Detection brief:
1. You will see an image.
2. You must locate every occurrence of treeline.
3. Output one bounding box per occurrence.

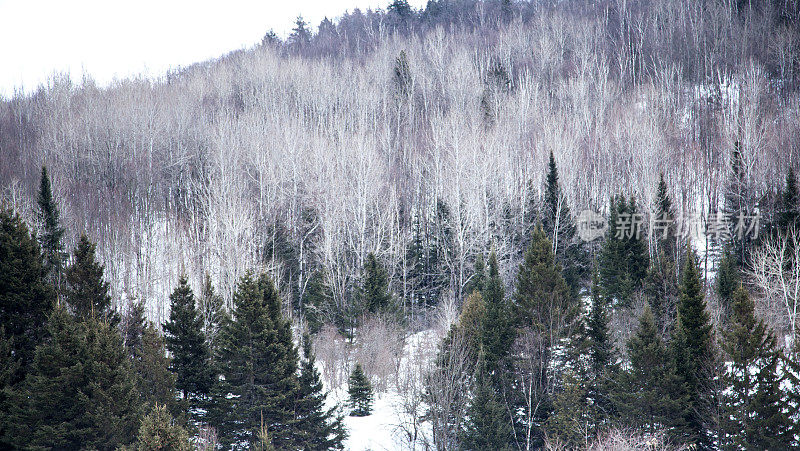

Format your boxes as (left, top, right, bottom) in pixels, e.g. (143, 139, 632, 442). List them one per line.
(423, 152, 800, 449)
(0, 168, 346, 449)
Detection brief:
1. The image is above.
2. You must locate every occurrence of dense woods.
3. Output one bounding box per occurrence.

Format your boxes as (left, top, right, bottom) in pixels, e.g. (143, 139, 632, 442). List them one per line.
(1, 0, 800, 449)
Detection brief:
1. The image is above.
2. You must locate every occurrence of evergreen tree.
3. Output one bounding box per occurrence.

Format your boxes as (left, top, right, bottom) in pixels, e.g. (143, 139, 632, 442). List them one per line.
(136, 404, 190, 451)
(778, 166, 800, 235)
(348, 363, 374, 417)
(541, 151, 589, 302)
(546, 368, 590, 448)
(723, 141, 753, 267)
(0, 208, 55, 384)
(198, 273, 226, 353)
(720, 286, 792, 449)
(613, 305, 690, 441)
(121, 298, 146, 359)
(163, 277, 213, 413)
(136, 323, 184, 420)
(585, 271, 617, 428)
(5, 306, 142, 449)
(37, 166, 66, 287)
(481, 250, 514, 374)
(464, 252, 486, 298)
(302, 269, 333, 334)
(715, 247, 740, 322)
(672, 249, 716, 449)
(599, 195, 649, 305)
(360, 253, 394, 315)
(65, 234, 116, 322)
(294, 333, 347, 449)
(460, 351, 513, 450)
(209, 273, 301, 449)
(645, 174, 680, 336)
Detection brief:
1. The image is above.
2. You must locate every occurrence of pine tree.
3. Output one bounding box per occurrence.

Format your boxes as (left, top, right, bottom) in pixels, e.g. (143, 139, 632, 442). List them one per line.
(136, 404, 190, 451)
(460, 351, 513, 450)
(136, 323, 184, 420)
(122, 298, 146, 359)
(198, 273, 226, 353)
(599, 195, 649, 305)
(294, 333, 347, 449)
(585, 271, 616, 429)
(302, 269, 332, 334)
(163, 276, 213, 413)
(541, 151, 589, 302)
(348, 363, 374, 417)
(65, 234, 117, 322)
(672, 249, 716, 449)
(546, 368, 590, 448)
(360, 253, 394, 315)
(720, 286, 792, 449)
(5, 306, 142, 449)
(715, 247, 740, 322)
(613, 305, 690, 441)
(209, 273, 301, 449)
(723, 141, 753, 267)
(653, 172, 677, 256)
(464, 252, 486, 298)
(481, 250, 514, 374)
(37, 166, 66, 287)
(778, 166, 800, 235)
(0, 208, 55, 384)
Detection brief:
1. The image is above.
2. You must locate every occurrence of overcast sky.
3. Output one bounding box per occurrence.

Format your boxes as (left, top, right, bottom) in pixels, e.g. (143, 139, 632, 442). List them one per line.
(0, 0, 426, 99)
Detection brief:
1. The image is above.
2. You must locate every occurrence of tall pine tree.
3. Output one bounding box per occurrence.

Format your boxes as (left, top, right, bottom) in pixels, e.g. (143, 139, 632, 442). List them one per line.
(460, 350, 513, 450)
(163, 277, 213, 413)
(209, 273, 302, 449)
(65, 234, 117, 322)
(720, 286, 792, 449)
(599, 195, 649, 305)
(360, 253, 395, 315)
(348, 363, 373, 417)
(37, 166, 67, 288)
(672, 249, 717, 449)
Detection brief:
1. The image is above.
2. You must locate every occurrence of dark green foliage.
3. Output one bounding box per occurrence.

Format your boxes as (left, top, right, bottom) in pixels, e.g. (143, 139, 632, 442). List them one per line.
(715, 247, 740, 322)
(672, 249, 716, 448)
(723, 141, 754, 267)
(394, 50, 412, 97)
(163, 277, 213, 408)
(360, 253, 395, 315)
(585, 271, 617, 427)
(65, 234, 117, 322)
(512, 226, 574, 333)
(5, 305, 142, 449)
(122, 298, 146, 359)
(0, 208, 55, 384)
(209, 273, 301, 449)
(599, 195, 649, 305)
(302, 269, 333, 334)
(37, 166, 66, 287)
(136, 403, 190, 451)
(348, 363, 373, 417)
(720, 286, 792, 449)
(541, 151, 589, 302)
(405, 201, 453, 308)
(295, 333, 347, 449)
(481, 250, 514, 374)
(653, 172, 677, 255)
(546, 368, 590, 448)
(613, 306, 689, 441)
(464, 252, 486, 298)
(460, 352, 513, 451)
(198, 273, 226, 353)
(136, 324, 184, 420)
(778, 166, 800, 235)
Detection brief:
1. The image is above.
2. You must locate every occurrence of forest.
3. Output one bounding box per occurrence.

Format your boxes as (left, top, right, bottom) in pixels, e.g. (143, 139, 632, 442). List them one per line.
(1, 0, 800, 449)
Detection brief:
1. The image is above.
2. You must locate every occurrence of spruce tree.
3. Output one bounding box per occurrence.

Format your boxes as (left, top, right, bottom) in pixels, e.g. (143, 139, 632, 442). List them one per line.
(348, 363, 374, 417)
(481, 250, 514, 374)
(672, 249, 716, 449)
(5, 306, 142, 449)
(37, 166, 67, 287)
(0, 208, 55, 384)
(198, 273, 226, 353)
(360, 253, 394, 315)
(613, 305, 689, 441)
(546, 368, 590, 448)
(778, 166, 800, 235)
(163, 277, 213, 412)
(136, 323, 184, 419)
(302, 269, 332, 334)
(209, 273, 301, 449)
(715, 247, 740, 322)
(720, 286, 792, 449)
(460, 351, 513, 450)
(723, 141, 753, 267)
(599, 195, 649, 305)
(645, 174, 681, 335)
(541, 151, 589, 302)
(464, 252, 486, 298)
(585, 271, 616, 429)
(65, 234, 116, 322)
(294, 333, 347, 449)
(136, 404, 190, 451)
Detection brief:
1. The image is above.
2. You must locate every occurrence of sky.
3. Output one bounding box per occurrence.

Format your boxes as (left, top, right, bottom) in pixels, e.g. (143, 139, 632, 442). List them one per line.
(0, 0, 426, 99)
